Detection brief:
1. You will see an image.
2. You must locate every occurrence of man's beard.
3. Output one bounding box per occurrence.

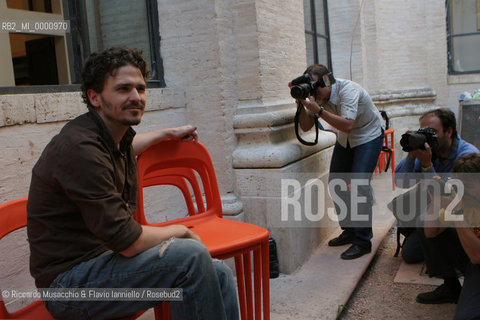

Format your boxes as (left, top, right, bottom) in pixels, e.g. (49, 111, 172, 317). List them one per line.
(437, 135, 451, 156)
(100, 96, 144, 126)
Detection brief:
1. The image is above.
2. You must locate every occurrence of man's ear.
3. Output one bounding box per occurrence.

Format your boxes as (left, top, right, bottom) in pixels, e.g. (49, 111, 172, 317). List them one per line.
(87, 89, 101, 107)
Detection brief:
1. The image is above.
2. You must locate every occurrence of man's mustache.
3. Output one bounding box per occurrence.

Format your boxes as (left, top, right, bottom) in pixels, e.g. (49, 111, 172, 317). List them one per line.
(122, 102, 145, 110)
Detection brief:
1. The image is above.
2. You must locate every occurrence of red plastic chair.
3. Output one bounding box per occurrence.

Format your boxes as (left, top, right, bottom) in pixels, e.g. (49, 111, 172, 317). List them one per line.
(138, 167, 206, 220)
(135, 140, 271, 320)
(0, 198, 150, 320)
(375, 128, 396, 190)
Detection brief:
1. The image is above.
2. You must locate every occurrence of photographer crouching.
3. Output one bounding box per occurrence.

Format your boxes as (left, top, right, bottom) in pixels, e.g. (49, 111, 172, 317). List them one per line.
(289, 64, 385, 260)
(423, 154, 480, 320)
(394, 108, 479, 304)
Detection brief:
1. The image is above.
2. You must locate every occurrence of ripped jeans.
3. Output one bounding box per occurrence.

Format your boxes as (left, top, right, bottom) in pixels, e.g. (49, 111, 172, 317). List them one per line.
(45, 238, 239, 320)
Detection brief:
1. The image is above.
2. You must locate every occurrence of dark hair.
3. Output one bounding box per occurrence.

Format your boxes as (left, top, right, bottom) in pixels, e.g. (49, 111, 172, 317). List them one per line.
(81, 47, 150, 109)
(453, 153, 480, 174)
(420, 108, 458, 138)
(304, 64, 330, 79)
(295, 64, 331, 106)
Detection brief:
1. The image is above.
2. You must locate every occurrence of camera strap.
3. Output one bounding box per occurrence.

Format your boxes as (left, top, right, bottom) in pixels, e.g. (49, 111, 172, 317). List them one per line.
(294, 104, 336, 146)
(381, 146, 392, 171)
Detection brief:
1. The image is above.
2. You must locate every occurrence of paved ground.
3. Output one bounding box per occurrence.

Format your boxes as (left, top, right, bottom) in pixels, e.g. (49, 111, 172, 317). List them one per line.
(339, 227, 457, 320)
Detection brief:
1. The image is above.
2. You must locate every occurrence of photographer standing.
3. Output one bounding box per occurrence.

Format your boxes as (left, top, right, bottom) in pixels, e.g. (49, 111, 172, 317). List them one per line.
(291, 64, 384, 260)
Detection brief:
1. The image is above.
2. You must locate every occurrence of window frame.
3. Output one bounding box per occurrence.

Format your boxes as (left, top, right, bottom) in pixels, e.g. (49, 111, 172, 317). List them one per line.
(0, 0, 164, 94)
(446, 0, 480, 75)
(67, 0, 165, 87)
(304, 0, 332, 70)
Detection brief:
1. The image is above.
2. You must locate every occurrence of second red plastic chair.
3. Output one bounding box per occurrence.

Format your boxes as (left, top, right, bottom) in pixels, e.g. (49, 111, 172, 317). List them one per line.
(135, 140, 271, 320)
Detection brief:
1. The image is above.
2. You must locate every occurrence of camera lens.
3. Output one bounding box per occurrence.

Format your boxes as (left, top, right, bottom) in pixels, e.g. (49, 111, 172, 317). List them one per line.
(291, 74, 312, 86)
(400, 132, 428, 151)
(290, 83, 311, 100)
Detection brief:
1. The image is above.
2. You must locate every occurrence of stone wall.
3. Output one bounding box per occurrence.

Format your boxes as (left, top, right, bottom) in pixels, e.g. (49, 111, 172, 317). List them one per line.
(0, 88, 186, 203)
(328, 0, 448, 104)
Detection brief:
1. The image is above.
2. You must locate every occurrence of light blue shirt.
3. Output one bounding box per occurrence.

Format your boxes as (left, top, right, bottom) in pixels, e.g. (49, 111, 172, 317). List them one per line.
(395, 135, 479, 188)
(322, 78, 384, 148)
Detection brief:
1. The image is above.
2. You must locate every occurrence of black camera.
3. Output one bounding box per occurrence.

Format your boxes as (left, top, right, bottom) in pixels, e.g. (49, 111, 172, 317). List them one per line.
(290, 74, 318, 100)
(400, 127, 439, 153)
(290, 72, 336, 100)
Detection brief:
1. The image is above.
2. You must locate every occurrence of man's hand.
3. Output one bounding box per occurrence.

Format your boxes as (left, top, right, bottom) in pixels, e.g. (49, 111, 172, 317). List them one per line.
(120, 224, 202, 258)
(299, 95, 321, 114)
(408, 142, 432, 168)
(168, 125, 198, 143)
(174, 224, 202, 242)
(133, 125, 199, 155)
(428, 177, 457, 208)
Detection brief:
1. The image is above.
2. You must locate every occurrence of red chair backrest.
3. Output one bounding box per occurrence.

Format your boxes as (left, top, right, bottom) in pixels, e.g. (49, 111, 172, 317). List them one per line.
(136, 140, 222, 226)
(0, 198, 28, 238)
(0, 198, 56, 319)
(141, 167, 206, 214)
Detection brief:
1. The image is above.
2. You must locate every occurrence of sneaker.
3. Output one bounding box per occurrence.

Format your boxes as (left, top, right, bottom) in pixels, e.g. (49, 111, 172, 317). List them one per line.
(328, 231, 355, 247)
(416, 283, 460, 304)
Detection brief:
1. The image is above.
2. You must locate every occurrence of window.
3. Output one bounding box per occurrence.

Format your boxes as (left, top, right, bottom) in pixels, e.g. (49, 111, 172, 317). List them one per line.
(0, 0, 164, 88)
(303, 0, 332, 69)
(1, 0, 69, 87)
(447, 0, 480, 74)
(67, 0, 164, 86)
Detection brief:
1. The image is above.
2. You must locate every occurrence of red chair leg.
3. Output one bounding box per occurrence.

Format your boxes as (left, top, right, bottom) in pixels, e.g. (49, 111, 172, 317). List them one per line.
(243, 252, 254, 320)
(235, 255, 248, 320)
(253, 247, 262, 319)
(391, 150, 396, 190)
(261, 239, 270, 320)
(153, 302, 170, 320)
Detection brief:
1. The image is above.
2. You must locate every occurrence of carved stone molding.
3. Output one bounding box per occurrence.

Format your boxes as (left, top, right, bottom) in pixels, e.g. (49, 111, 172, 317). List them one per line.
(233, 104, 336, 168)
(370, 87, 438, 118)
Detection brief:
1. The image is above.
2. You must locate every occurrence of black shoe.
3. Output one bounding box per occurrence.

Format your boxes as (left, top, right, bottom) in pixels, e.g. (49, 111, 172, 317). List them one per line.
(416, 284, 460, 304)
(340, 244, 371, 260)
(328, 232, 355, 247)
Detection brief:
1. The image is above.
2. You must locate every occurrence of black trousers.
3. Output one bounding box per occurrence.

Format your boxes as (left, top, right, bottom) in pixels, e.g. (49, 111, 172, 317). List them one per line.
(416, 227, 480, 320)
(455, 263, 480, 320)
(419, 228, 468, 278)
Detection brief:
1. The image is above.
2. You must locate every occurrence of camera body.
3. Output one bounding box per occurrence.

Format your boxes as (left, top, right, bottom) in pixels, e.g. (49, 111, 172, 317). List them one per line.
(290, 72, 336, 100)
(400, 127, 439, 153)
(290, 74, 318, 100)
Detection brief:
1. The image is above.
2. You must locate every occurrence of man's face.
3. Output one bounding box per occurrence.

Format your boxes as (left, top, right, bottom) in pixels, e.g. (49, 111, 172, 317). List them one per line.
(311, 74, 332, 102)
(419, 115, 453, 154)
(89, 64, 146, 127)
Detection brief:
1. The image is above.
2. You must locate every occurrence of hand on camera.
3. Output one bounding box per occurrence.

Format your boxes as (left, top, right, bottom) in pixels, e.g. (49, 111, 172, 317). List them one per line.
(428, 176, 457, 208)
(408, 142, 432, 167)
(299, 95, 320, 114)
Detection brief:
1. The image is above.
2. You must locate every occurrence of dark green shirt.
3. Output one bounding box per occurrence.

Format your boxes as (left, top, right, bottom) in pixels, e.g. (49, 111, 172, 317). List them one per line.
(27, 110, 142, 288)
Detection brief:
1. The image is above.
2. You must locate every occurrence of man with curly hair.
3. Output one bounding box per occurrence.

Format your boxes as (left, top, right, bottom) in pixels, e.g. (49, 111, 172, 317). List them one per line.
(27, 47, 239, 320)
